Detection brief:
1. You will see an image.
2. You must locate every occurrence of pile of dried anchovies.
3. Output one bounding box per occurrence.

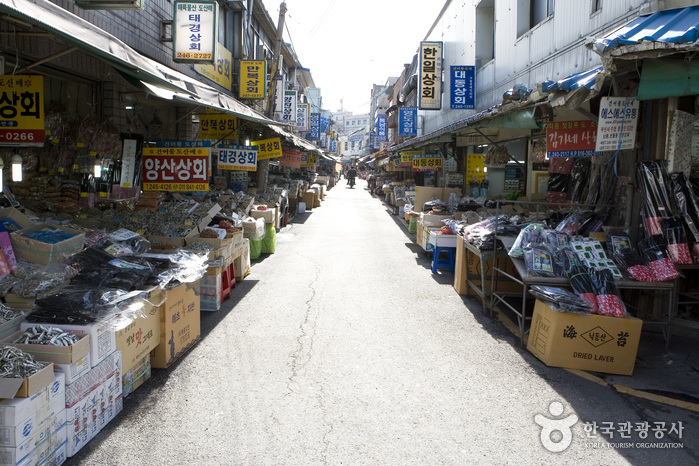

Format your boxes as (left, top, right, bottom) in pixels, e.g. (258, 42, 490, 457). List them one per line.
(13, 325, 80, 346)
(0, 304, 24, 323)
(0, 346, 46, 378)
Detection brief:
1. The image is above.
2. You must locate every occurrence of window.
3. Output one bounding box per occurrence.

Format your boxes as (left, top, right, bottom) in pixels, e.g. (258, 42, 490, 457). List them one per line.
(591, 0, 601, 14)
(517, 0, 554, 37)
(476, 0, 494, 68)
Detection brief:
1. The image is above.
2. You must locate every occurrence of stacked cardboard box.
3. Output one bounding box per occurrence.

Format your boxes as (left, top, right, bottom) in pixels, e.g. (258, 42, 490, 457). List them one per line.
(151, 280, 201, 369)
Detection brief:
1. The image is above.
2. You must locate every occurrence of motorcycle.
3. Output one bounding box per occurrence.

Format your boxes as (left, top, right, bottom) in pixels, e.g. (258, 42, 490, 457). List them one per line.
(348, 177, 356, 188)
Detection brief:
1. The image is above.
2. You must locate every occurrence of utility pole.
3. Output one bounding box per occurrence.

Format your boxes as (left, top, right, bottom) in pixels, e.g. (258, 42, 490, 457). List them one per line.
(256, 1, 287, 192)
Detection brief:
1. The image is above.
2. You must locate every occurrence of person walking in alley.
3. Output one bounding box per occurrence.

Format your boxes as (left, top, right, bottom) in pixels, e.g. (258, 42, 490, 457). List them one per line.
(346, 165, 357, 187)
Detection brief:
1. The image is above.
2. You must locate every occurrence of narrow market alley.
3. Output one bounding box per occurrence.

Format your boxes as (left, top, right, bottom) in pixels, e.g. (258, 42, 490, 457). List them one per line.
(70, 181, 698, 465)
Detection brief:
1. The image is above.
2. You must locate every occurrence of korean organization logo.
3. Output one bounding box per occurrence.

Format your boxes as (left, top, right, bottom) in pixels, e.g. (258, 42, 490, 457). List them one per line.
(534, 401, 579, 452)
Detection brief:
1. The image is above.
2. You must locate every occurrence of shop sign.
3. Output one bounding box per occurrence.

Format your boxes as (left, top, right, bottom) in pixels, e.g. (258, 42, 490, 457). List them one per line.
(251, 137, 282, 160)
(329, 140, 337, 153)
(215, 144, 257, 171)
(296, 103, 310, 131)
(301, 152, 315, 168)
(274, 76, 285, 115)
(398, 107, 417, 137)
(0, 75, 44, 146)
(418, 41, 443, 110)
(546, 120, 602, 157)
(195, 42, 232, 89)
(400, 150, 423, 167)
(450, 65, 475, 110)
(239, 60, 266, 99)
(280, 149, 302, 169)
(466, 154, 486, 182)
(282, 90, 297, 123)
(120, 133, 143, 188)
(173, 0, 218, 64)
(198, 113, 237, 140)
(377, 114, 387, 141)
(412, 153, 443, 172)
(446, 173, 464, 186)
(309, 113, 321, 139)
(377, 157, 390, 167)
(595, 97, 640, 152)
(143, 147, 209, 191)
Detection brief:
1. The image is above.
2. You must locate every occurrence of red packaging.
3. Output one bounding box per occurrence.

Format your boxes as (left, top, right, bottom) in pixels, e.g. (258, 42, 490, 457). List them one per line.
(667, 243, 693, 265)
(627, 264, 656, 282)
(649, 258, 679, 281)
(579, 292, 599, 314)
(597, 294, 627, 317)
(644, 217, 663, 236)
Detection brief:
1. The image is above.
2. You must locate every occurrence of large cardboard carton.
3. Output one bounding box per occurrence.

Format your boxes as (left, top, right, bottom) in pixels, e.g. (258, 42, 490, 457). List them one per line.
(0, 372, 64, 427)
(527, 300, 643, 375)
(0, 412, 66, 466)
(302, 191, 315, 210)
(10, 224, 85, 265)
(233, 239, 251, 281)
(249, 207, 276, 225)
(2, 331, 89, 365)
(0, 315, 25, 346)
(0, 208, 35, 268)
(122, 354, 150, 397)
(55, 355, 91, 385)
(150, 280, 201, 369)
(0, 363, 54, 399)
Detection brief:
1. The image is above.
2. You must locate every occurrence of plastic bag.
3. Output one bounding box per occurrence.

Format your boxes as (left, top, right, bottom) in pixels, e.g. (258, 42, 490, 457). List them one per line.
(509, 224, 545, 258)
(638, 236, 680, 281)
(608, 236, 655, 281)
(261, 226, 276, 254)
(637, 161, 677, 235)
(249, 239, 262, 260)
(523, 244, 556, 277)
(567, 265, 598, 313)
(590, 268, 628, 317)
(529, 285, 593, 314)
(660, 216, 692, 264)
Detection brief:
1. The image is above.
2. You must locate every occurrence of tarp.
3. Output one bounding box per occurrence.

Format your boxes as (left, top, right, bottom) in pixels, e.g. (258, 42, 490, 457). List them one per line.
(541, 66, 604, 92)
(637, 57, 699, 100)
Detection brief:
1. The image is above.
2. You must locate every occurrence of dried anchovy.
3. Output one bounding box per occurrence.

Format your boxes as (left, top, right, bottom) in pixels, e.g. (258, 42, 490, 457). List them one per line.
(14, 325, 79, 346)
(12, 272, 67, 298)
(0, 346, 46, 378)
(186, 241, 216, 251)
(0, 304, 24, 324)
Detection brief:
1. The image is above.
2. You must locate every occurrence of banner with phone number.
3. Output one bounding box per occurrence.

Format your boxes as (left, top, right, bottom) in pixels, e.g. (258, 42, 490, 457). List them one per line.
(142, 147, 209, 191)
(0, 75, 44, 146)
(412, 153, 443, 172)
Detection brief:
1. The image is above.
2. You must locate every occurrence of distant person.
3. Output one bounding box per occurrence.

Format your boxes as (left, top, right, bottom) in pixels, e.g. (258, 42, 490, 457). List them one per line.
(347, 166, 357, 188)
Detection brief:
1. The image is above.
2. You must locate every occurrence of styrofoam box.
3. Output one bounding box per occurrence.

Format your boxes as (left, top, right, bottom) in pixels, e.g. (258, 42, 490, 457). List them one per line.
(2, 420, 66, 466)
(55, 354, 91, 385)
(0, 372, 64, 428)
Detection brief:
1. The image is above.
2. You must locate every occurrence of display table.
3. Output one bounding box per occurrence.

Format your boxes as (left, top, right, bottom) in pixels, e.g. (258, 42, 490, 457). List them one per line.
(490, 236, 676, 349)
(462, 239, 511, 313)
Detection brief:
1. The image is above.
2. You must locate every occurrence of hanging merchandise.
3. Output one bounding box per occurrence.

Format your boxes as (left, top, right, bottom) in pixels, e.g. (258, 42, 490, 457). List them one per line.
(568, 158, 591, 203)
(638, 236, 680, 282)
(636, 161, 677, 235)
(567, 265, 598, 313)
(590, 268, 628, 317)
(670, 172, 699, 262)
(660, 216, 692, 264)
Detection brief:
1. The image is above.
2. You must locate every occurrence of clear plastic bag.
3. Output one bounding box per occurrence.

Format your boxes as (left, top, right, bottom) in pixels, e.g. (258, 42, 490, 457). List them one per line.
(509, 223, 545, 258)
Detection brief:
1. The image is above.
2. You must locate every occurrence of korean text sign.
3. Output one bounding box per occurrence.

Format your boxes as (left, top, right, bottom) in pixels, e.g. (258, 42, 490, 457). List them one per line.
(198, 114, 237, 140)
(450, 66, 475, 110)
(215, 144, 257, 171)
(546, 120, 602, 157)
(252, 137, 282, 160)
(377, 114, 387, 141)
(173, 0, 217, 63)
(239, 60, 266, 99)
(196, 42, 232, 89)
(296, 103, 310, 131)
(419, 41, 443, 110)
(143, 147, 209, 191)
(309, 113, 321, 139)
(595, 97, 640, 152)
(282, 90, 297, 123)
(280, 149, 302, 169)
(412, 153, 443, 172)
(0, 75, 44, 146)
(398, 107, 417, 137)
(400, 150, 423, 167)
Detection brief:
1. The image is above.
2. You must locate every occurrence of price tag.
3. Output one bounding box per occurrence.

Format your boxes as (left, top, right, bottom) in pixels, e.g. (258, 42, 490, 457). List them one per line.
(99, 192, 107, 198)
(184, 219, 193, 226)
(137, 230, 146, 235)
(80, 192, 87, 198)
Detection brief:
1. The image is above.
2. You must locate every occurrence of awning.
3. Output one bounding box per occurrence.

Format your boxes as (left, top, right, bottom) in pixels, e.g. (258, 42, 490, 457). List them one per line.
(0, 0, 282, 126)
(541, 66, 605, 92)
(592, 5, 699, 56)
(267, 124, 323, 153)
(637, 57, 699, 100)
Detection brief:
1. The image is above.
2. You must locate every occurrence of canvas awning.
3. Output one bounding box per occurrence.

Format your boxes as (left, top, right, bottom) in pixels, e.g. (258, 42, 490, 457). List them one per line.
(0, 0, 283, 126)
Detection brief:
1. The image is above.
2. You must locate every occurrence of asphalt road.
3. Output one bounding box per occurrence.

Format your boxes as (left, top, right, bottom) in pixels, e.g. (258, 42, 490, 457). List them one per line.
(71, 179, 698, 465)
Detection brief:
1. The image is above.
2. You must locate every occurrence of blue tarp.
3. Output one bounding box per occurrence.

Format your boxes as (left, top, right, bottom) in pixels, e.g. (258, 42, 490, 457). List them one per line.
(541, 66, 604, 92)
(593, 5, 699, 54)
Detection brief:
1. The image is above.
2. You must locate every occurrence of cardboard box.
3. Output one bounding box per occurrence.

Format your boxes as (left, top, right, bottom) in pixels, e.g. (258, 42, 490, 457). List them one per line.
(55, 355, 91, 385)
(465, 249, 524, 294)
(122, 354, 150, 397)
(453, 236, 468, 295)
(115, 289, 162, 384)
(527, 300, 643, 375)
(0, 412, 66, 466)
(414, 187, 461, 212)
(0, 208, 35, 268)
(233, 239, 251, 281)
(65, 350, 121, 409)
(150, 281, 201, 369)
(3, 331, 89, 365)
(0, 372, 64, 428)
(21, 440, 66, 466)
(10, 224, 85, 266)
(302, 191, 315, 210)
(0, 406, 65, 448)
(427, 231, 457, 248)
(0, 315, 25, 346)
(0, 363, 54, 399)
(15, 426, 66, 466)
(249, 207, 275, 225)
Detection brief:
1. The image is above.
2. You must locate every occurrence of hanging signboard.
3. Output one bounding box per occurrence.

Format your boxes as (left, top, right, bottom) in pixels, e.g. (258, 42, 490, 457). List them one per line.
(173, 0, 218, 64)
(418, 41, 443, 110)
(377, 114, 387, 141)
(398, 107, 417, 137)
(301, 152, 315, 168)
(595, 97, 640, 152)
(280, 149, 302, 169)
(450, 65, 475, 110)
(309, 113, 321, 139)
(215, 144, 257, 171)
(412, 153, 443, 172)
(198, 114, 237, 140)
(400, 150, 423, 167)
(251, 137, 282, 160)
(546, 120, 602, 157)
(0, 75, 44, 146)
(296, 103, 310, 131)
(274, 76, 285, 115)
(282, 90, 297, 123)
(239, 60, 266, 99)
(120, 133, 142, 188)
(143, 147, 209, 191)
(195, 42, 232, 89)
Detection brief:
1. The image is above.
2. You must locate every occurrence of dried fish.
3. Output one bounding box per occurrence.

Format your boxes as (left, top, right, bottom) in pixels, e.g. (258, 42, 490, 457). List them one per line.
(0, 304, 23, 324)
(13, 325, 79, 346)
(0, 346, 46, 378)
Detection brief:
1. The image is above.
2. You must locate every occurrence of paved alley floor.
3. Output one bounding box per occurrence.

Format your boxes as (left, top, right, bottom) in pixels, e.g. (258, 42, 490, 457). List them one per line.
(70, 180, 698, 465)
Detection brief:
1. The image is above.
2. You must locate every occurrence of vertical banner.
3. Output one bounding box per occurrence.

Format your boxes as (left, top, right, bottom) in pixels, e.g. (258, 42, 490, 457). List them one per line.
(274, 76, 285, 115)
(595, 97, 640, 152)
(377, 114, 387, 141)
(0, 75, 44, 146)
(239, 60, 266, 99)
(296, 102, 310, 131)
(309, 113, 321, 139)
(282, 90, 297, 123)
(398, 107, 417, 137)
(450, 65, 475, 110)
(120, 133, 143, 187)
(418, 41, 443, 110)
(195, 42, 232, 89)
(173, 0, 217, 64)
